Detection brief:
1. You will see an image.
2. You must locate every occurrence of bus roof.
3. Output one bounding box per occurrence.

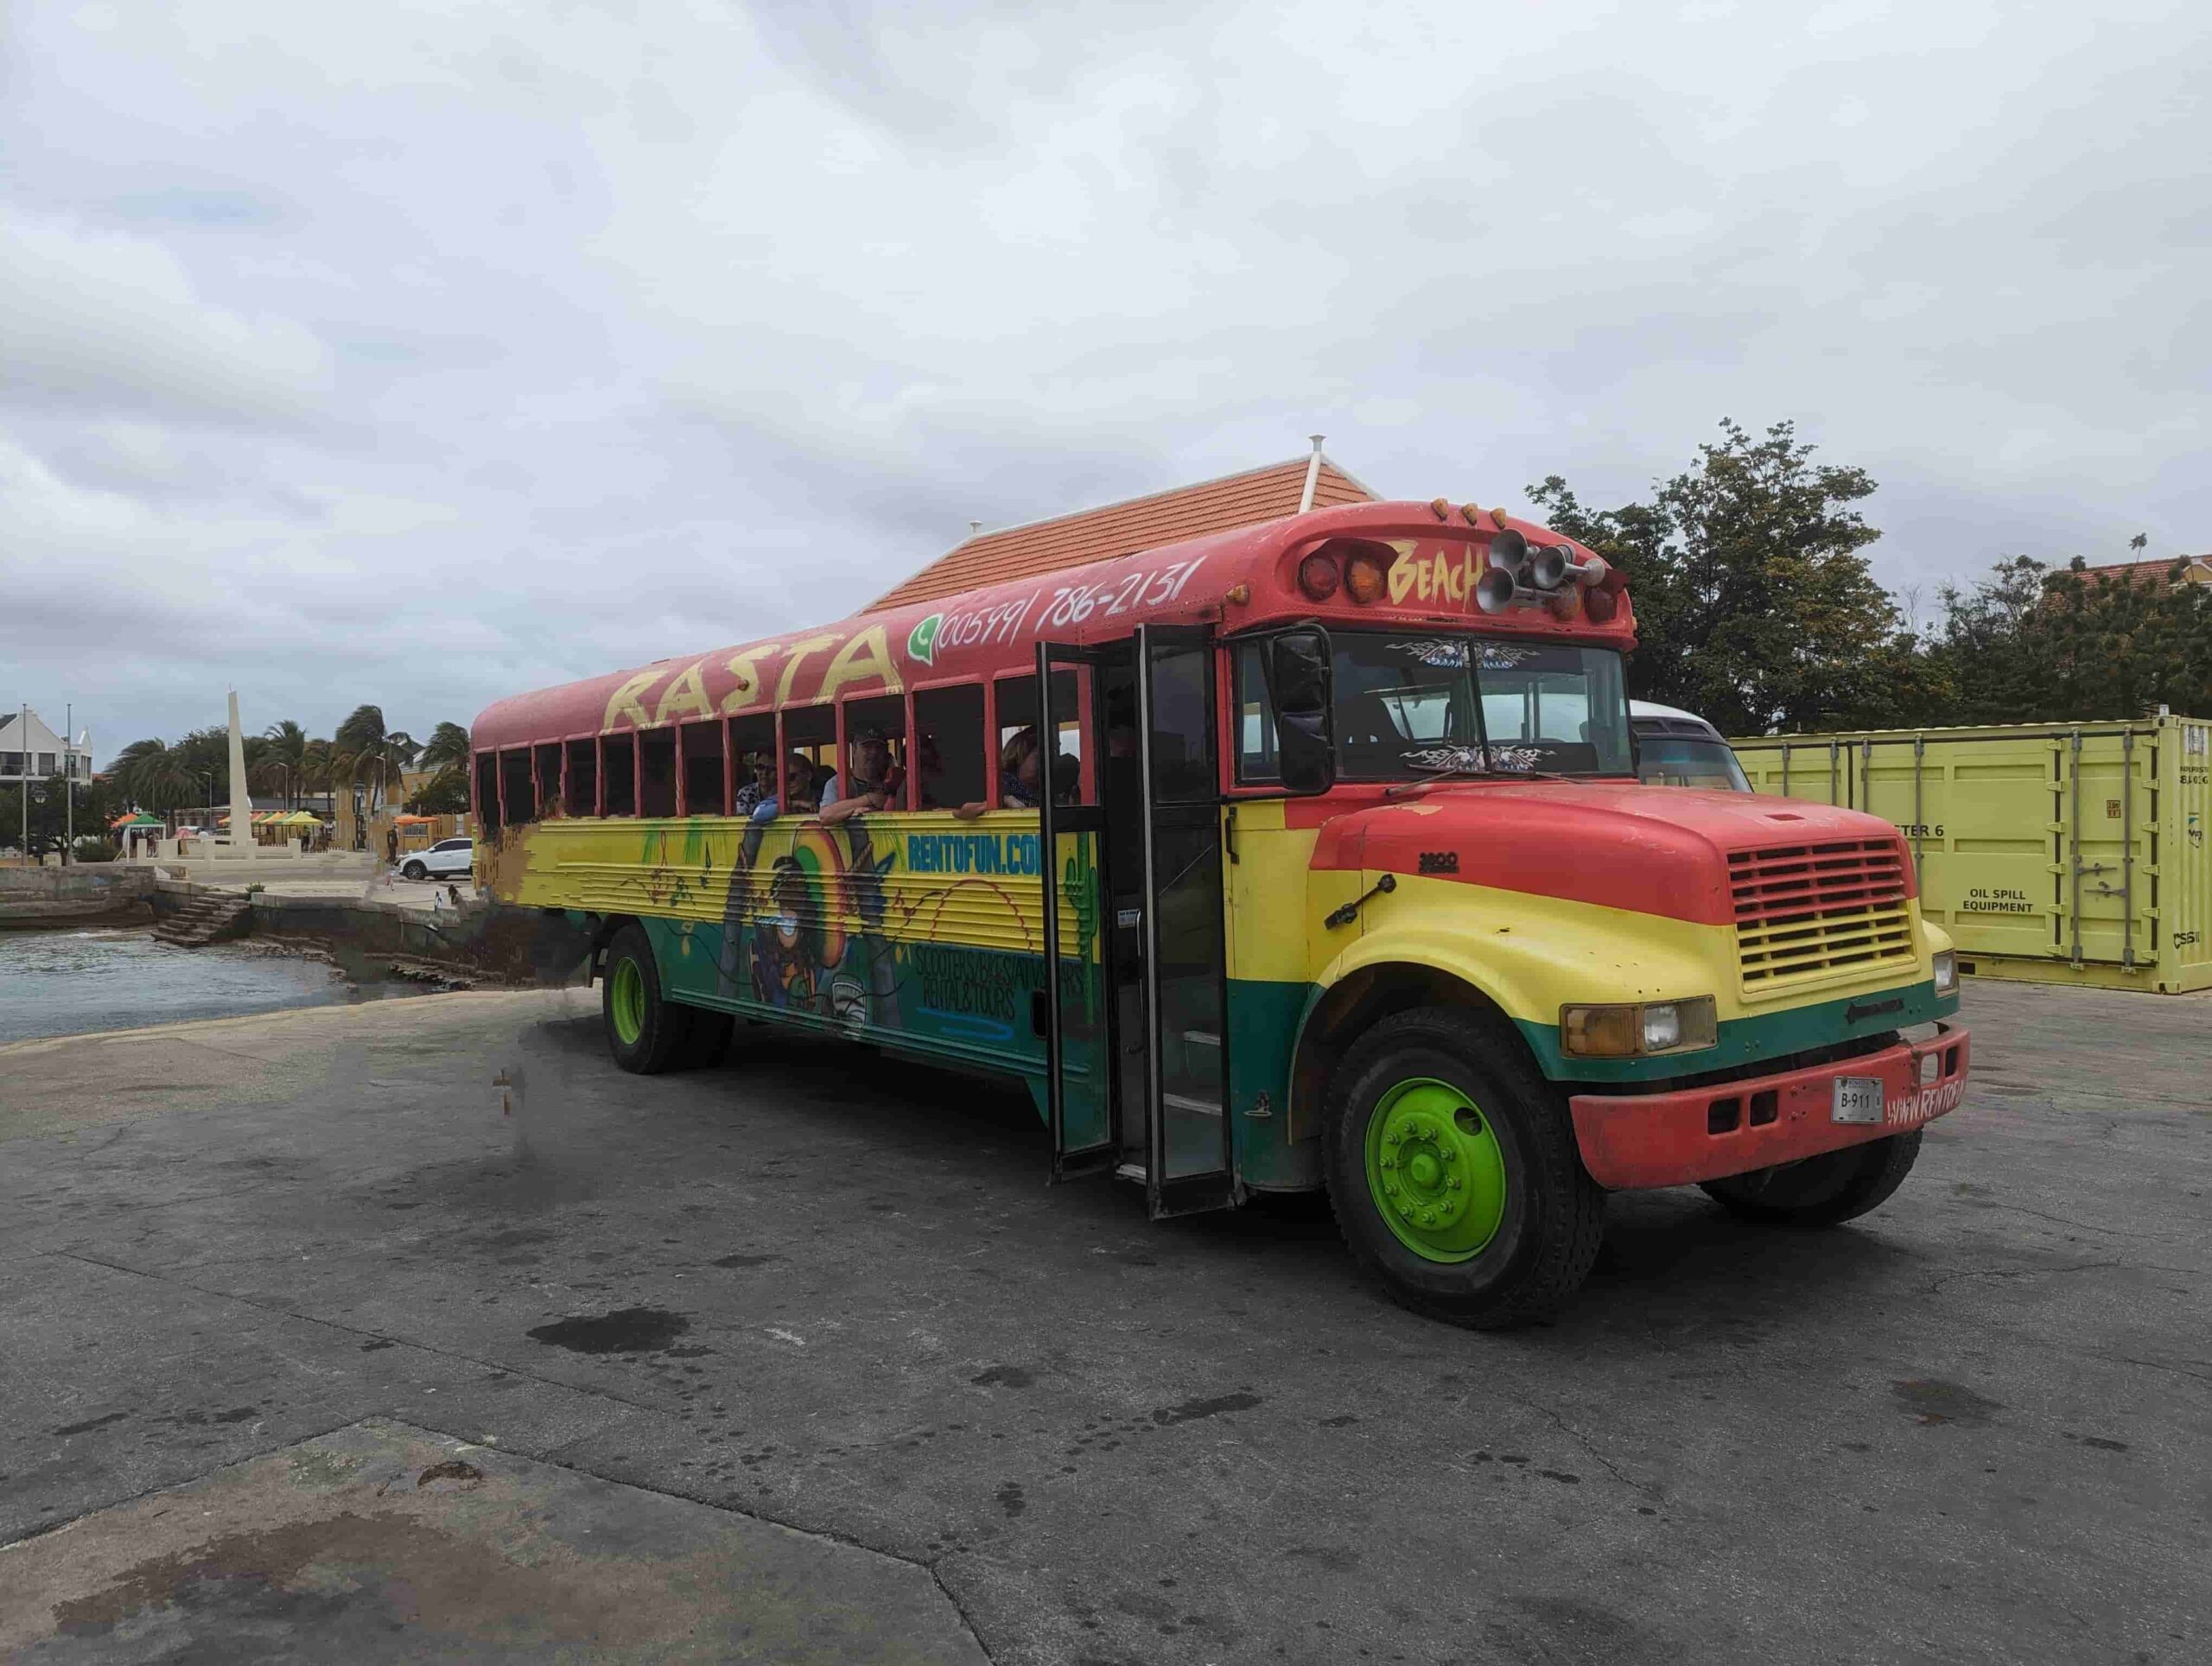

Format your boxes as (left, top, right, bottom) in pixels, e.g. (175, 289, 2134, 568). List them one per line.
(472, 499, 1637, 754)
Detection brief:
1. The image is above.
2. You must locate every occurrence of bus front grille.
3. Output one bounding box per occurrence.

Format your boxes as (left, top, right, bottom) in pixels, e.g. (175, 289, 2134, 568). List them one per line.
(1730, 838, 1916, 989)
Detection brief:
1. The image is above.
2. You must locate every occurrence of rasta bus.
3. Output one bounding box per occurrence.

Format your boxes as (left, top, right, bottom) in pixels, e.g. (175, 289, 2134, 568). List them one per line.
(470, 498, 1970, 1326)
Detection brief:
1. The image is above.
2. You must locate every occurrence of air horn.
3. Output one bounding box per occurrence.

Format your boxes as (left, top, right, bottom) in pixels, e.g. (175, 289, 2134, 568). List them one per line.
(1476, 527, 1610, 615)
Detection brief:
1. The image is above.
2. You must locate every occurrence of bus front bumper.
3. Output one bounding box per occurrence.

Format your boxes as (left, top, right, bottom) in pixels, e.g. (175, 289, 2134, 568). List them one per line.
(1566, 1022, 1970, 1191)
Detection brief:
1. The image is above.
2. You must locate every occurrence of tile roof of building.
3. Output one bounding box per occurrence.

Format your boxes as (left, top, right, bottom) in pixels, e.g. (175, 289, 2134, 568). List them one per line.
(2063, 555, 2212, 593)
(864, 454, 1378, 612)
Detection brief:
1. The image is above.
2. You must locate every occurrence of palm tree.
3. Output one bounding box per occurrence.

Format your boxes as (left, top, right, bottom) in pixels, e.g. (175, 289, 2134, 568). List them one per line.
(417, 721, 471, 775)
(408, 721, 474, 815)
(333, 705, 421, 816)
(261, 719, 310, 810)
(302, 737, 336, 811)
(110, 739, 200, 813)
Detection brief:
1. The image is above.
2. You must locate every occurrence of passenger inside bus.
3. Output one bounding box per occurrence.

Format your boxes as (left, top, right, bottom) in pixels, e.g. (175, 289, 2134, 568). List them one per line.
(999, 728, 1041, 808)
(747, 751, 822, 822)
(820, 725, 906, 823)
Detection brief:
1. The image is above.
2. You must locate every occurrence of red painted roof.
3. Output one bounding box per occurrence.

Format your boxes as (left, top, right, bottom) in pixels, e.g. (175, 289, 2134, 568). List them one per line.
(865, 455, 1376, 612)
(471, 500, 1635, 754)
(2061, 555, 2212, 593)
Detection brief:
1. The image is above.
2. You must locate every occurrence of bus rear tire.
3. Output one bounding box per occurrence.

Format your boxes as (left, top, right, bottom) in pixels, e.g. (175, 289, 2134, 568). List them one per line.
(1700, 1130, 1923, 1226)
(601, 923, 692, 1075)
(1322, 1006, 1605, 1330)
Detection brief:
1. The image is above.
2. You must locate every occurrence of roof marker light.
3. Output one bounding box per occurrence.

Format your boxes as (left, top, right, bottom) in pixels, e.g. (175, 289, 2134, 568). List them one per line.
(1344, 545, 1393, 604)
(1297, 552, 1341, 601)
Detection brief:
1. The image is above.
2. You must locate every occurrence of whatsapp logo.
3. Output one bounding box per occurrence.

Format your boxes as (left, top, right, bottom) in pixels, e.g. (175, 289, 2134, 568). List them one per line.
(907, 612, 944, 666)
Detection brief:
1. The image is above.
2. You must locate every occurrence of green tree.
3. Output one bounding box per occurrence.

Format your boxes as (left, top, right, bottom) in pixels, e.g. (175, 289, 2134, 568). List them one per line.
(1529, 419, 1942, 733)
(260, 719, 312, 809)
(1935, 550, 2212, 722)
(0, 775, 118, 861)
(334, 704, 419, 815)
(407, 721, 474, 816)
(406, 770, 472, 815)
(110, 738, 204, 812)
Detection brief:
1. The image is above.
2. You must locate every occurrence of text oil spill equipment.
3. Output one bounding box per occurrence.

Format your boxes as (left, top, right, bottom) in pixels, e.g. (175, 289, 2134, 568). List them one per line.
(1730, 717, 2212, 994)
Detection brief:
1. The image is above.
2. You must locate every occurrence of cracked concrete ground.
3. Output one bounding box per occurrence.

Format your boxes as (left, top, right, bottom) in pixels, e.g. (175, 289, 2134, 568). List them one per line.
(0, 979, 2206, 1663)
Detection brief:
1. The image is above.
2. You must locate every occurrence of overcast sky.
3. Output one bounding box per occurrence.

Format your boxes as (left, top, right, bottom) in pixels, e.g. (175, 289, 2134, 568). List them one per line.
(3, 0, 2205, 763)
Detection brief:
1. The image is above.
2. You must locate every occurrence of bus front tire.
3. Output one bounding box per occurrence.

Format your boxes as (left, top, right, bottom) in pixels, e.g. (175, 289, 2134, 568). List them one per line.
(601, 924, 693, 1075)
(1322, 1006, 1605, 1330)
(1700, 1130, 1923, 1226)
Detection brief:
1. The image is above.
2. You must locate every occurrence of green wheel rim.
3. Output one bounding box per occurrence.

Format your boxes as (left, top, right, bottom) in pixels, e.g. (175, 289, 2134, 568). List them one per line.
(610, 956, 646, 1046)
(1363, 1077, 1508, 1262)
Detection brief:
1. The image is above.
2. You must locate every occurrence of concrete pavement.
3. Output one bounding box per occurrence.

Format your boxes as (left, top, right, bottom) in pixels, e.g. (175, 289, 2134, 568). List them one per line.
(0, 980, 2206, 1662)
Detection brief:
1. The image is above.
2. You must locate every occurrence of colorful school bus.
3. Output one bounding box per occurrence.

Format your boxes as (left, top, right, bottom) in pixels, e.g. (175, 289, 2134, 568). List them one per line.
(470, 499, 1970, 1326)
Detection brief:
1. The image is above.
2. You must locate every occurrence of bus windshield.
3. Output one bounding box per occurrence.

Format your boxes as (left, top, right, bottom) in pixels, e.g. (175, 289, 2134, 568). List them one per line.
(1331, 633, 1633, 780)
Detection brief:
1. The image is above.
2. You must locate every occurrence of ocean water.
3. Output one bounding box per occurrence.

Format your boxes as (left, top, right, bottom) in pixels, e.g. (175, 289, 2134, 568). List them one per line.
(0, 926, 364, 1044)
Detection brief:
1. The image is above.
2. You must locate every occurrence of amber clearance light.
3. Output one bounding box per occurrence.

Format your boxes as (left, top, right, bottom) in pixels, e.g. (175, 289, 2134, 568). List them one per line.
(1344, 545, 1393, 604)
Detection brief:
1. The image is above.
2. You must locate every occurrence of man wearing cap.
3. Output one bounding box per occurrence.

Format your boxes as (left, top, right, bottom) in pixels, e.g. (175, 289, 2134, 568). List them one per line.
(820, 726, 905, 825)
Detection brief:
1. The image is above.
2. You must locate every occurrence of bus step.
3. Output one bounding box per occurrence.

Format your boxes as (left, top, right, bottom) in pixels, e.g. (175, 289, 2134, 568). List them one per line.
(1162, 1093, 1223, 1117)
(1115, 1162, 1147, 1183)
(1183, 1030, 1221, 1048)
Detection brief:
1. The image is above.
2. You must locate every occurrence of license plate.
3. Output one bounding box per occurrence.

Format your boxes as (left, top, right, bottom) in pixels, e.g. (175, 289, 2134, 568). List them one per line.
(1832, 1076, 1885, 1125)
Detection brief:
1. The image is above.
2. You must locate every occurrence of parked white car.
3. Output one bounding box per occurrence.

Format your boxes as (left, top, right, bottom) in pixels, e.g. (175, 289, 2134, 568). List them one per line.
(400, 837, 474, 881)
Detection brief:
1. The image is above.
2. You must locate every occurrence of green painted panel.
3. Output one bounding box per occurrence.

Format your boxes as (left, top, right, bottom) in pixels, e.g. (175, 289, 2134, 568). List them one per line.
(1517, 979, 1955, 1084)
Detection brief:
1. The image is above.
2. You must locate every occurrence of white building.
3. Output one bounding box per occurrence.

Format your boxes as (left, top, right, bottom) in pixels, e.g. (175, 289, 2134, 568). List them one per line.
(1, 708, 93, 785)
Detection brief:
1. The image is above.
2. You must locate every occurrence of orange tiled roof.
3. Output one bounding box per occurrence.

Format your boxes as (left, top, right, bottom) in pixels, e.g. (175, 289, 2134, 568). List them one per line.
(2062, 556, 2212, 593)
(866, 455, 1377, 612)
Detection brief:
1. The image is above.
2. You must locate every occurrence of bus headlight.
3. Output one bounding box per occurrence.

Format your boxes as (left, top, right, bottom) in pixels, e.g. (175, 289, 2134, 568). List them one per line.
(1560, 996, 1718, 1059)
(1932, 950, 1958, 995)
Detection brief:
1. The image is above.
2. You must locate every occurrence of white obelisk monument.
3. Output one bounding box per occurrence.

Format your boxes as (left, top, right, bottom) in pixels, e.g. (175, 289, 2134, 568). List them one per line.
(224, 690, 258, 859)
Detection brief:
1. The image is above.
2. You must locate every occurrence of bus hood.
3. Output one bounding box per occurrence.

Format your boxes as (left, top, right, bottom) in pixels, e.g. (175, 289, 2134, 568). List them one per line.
(1313, 781, 1914, 927)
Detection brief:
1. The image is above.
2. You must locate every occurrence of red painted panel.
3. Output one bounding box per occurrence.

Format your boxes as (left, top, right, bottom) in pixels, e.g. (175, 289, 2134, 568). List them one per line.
(472, 501, 1635, 753)
(1294, 784, 1913, 925)
(1569, 1023, 1969, 1189)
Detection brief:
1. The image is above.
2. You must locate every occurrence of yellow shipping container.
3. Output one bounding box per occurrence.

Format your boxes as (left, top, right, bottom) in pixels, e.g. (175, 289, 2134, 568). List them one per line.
(1732, 717, 2212, 994)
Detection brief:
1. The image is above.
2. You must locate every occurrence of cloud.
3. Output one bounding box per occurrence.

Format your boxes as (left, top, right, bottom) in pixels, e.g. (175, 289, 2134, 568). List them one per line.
(0, 0, 2207, 762)
(0, 213, 334, 423)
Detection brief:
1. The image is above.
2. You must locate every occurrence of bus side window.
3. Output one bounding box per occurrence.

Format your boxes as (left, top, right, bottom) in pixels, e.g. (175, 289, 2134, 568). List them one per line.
(533, 741, 563, 815)
(678, 720, 725, 816)
(602, 734, 637, 816)
(728, 713, 774, 811)
(842, 694, 907, 805)
(500, 748, 537, 824)
(783, 705, 837, 808)
(475, 752, 502, 836)
(993, 671, 1087, 807)
(913, 685, 985, 811)
(564, 738, 596, 816)
(639, 728, 677, 817)
(1234, 640, 1280, 785)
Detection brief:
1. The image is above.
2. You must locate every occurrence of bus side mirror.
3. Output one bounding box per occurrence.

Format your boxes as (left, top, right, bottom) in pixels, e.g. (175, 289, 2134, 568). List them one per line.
(1268, 628, 1335, 796)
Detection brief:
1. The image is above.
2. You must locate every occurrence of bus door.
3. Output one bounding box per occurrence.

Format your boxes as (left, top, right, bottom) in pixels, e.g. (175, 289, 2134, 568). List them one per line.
(1037, 643, 1116, 1181)
(1128, 623, 1236, 1218)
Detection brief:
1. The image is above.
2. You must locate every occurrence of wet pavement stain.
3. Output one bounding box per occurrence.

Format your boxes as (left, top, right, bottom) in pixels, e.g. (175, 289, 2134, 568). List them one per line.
(995, 1481, 1026, 1517)
(52, 1412, 130, 1438)
(711, 1252, 784, 1269)
(970, 1365, 1035, 1389)
(1150, 1391, 1262, 1426)
(1892, 1378, 2005, 1427)
(526, 1307, 690, 1355)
